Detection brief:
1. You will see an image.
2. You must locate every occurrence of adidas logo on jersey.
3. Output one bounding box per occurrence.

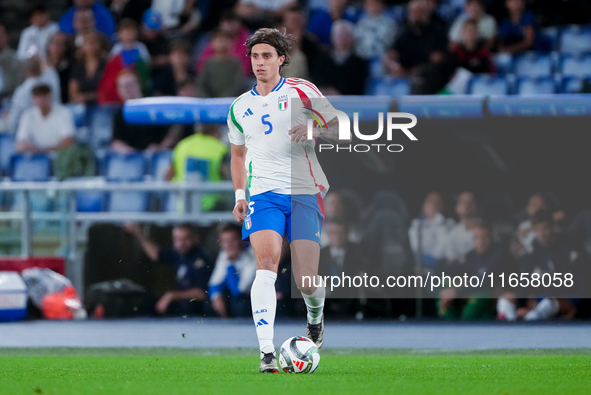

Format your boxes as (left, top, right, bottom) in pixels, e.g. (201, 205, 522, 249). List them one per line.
(256, 319, 269, 327)
(242, 108, 254, 118)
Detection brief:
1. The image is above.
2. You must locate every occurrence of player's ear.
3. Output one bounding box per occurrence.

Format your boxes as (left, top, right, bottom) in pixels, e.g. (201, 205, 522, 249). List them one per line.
(278, 55, 285, 66)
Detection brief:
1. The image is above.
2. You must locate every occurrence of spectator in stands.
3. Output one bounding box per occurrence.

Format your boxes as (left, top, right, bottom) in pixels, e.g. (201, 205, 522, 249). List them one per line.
(69, 31, 108, 105)
(423, 0, 448, 31)
(59, 0, 116, 40)
(497, 0, 536, 55)
(141, 9, 169, 73)
(72, 9, 97, 48)
(307, 0, 360, 47)
(197, 30, 245, 98)
(153, 39, 195, 96)
(438, 222, 506, 320)
(151, 0, 201, 40)
(235, 0, 296, 31)
(98, 28, 151, 105)
(498, 210, 581, 321)
(312, 20, 368, 95)
(46, 32, 73, 104)
(322, 189, 363, 245)
(7, 56, 61, 133)
(196, 10, 251, 78)
(111, 70, 182, 153)
(177, 79, 199, 97)
(17, 4, 60, 60)
(448, 0, 497, 50)
(354, 0, 397, 60)
(443, 191, 480, 261)
(165, 124, 230, 211)
(109, 19, 151, 64)
(513, 193, 565, 256)
(408, 192, 455, 264)
(208, 223, 256, 317)
(384, 0, 448, 77)
(319, 219, 366, 315)
(279, 5, 311, 79)
(123, 222, 214, 316)
(16, 84, 74, 154)
(0, 22, 24, 99)
(452, 19, 496, 74)
(105, 0, 151, 25)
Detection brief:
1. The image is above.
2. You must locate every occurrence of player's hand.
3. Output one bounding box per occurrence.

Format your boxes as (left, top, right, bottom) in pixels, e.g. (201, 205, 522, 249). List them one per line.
(289, 124, 318, 143)
(233, 200, 248, 223)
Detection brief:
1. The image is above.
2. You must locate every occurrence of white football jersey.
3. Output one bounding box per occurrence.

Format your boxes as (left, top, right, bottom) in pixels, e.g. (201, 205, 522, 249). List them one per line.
(227, 77, 332, 197)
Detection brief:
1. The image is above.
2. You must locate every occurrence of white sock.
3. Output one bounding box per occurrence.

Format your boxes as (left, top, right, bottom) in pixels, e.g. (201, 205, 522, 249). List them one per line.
(496, 298, 517, 321)
(251, 269, 277, 355)
(301, 279, 325, 325)
(524, 298, 559, 321)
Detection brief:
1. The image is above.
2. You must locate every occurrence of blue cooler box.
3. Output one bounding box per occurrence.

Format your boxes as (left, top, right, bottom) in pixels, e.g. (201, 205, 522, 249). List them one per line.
(0, 271, 27, 321)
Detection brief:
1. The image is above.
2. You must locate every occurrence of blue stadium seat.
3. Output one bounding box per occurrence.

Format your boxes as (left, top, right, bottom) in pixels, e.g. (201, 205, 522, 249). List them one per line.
(515, 76, 557, 95)
(150, 150, 173, 180)
(538, 27, 559, 52)
(103, 152, 146, 181)
(76, 191, 106, 212)
(559, 53, 591, 77)
(559, 25, 591, 54)
(468, 75, 511, 95)
(10, 154, 51, 181)
(107, 191, 150, 212)
(493, 53, 513, 75)
(103, 152, 149, 212)
(513, 52, 553, 77)
(367, 78, 411, 97)
(0, 134, 16, 176)
(560, 76, 584, 93)
(149, 150, 173, 211)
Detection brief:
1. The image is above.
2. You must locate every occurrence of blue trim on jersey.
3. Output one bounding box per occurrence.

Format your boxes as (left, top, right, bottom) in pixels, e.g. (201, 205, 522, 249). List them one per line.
(271, 77, 285, 92)
(251, 77, 285, 96)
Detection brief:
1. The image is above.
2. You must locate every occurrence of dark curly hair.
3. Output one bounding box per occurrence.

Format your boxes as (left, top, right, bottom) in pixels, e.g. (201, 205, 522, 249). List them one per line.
(245, 28, 294, 71)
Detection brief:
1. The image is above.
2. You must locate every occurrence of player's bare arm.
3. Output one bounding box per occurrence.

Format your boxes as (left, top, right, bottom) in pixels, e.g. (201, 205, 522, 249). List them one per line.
(231, 143, 248, 223)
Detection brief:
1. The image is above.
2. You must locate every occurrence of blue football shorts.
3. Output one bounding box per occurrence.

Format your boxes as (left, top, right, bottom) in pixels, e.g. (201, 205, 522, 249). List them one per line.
(242, 191, 324, 244)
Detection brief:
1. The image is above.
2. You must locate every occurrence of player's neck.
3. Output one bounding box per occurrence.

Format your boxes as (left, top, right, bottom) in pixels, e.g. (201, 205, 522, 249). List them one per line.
(255, 74, 282, 97)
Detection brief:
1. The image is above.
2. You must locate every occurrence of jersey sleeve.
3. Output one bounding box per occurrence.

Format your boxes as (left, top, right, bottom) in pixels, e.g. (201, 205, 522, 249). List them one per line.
(227, 97, 246, 146)
(288, 78, 338, 125)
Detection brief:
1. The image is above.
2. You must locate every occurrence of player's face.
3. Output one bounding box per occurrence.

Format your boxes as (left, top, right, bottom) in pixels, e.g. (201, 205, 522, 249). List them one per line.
(173, 228, 197, 255)
(250, 43, 284, 83)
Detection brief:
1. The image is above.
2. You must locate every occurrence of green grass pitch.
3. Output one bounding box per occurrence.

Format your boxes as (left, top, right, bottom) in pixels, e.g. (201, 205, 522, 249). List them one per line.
(1, 348, 590, 395)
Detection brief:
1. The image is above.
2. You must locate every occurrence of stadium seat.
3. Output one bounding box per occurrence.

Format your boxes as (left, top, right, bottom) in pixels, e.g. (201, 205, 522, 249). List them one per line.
(0, 134, 16, 176)
(367, 77, 411, 97)
(103, 152, 146, 181)
(493, 53, 513, 75)
(559, 53, 591, 78)
(149, 150, 173, 211)
(150, 150, 173, 180)
(559, 25, 591, 54)
(106, 191, 150, 212)
(468, 75, 511, 95)
(560, 76, 585, 93)
(103, 152, 149, 212)
(513, 52, 553, 77)
(76, 191, 106, 212)
(10, 154, 51, 182)
(538, 26, 559, 52)
(515, 76, 557, 95)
